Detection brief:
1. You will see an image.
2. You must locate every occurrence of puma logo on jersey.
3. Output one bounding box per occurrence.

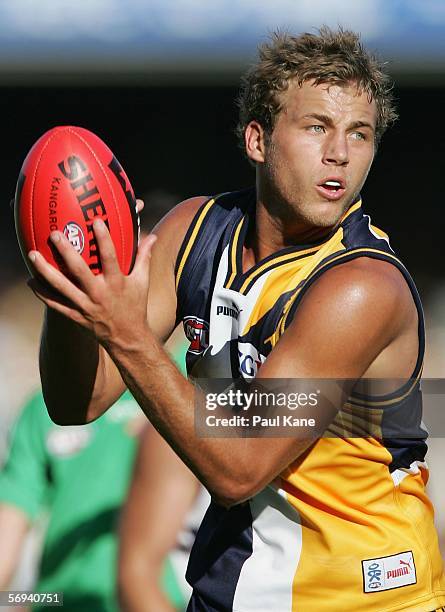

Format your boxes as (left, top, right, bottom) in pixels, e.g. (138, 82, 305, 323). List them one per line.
(386, 559, 412, 579)
(362, 551, 416, 593)
(216, 305, 239, 320)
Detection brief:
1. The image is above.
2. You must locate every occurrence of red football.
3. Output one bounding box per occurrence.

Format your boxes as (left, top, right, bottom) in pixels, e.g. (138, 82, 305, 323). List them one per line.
(14, 126, 139, 275)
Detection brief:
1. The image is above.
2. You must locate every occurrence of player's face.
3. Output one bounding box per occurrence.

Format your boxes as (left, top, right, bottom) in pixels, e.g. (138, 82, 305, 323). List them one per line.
(257, 80, 377, 229)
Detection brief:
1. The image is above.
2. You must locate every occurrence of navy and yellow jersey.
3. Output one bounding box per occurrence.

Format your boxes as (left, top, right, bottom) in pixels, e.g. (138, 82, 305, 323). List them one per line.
(175, 188, 445, 612)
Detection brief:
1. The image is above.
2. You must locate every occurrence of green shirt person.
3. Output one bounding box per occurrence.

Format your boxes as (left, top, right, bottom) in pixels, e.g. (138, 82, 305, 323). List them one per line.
(0, 389, 188, 611)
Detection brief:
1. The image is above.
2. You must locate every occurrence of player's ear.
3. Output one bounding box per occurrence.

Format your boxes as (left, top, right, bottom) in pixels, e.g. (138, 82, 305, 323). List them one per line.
(245, 121, 266, 163)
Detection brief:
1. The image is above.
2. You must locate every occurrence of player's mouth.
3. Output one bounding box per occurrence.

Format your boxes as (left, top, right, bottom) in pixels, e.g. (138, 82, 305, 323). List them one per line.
(315, 177, 346, 201)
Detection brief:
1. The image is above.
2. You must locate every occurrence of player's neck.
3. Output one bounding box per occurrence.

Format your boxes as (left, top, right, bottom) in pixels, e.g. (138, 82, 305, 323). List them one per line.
(243, 196, 335, 268)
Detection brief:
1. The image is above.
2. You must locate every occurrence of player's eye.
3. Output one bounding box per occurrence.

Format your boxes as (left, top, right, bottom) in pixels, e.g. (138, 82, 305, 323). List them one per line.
(351, 131, 366, 141)
(309, 125, 325, 134)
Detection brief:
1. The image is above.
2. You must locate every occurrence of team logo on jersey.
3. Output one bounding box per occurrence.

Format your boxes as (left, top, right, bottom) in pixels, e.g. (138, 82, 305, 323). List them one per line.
(362, 551, 416, 593)
(238, 342, 266, 379)
(184, 316, 209, 355)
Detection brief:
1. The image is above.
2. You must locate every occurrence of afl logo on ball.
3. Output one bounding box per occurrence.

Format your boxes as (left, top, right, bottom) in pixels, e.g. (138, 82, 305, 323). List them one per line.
(184, 316, 209, 355)
(63, 221, 85, 254)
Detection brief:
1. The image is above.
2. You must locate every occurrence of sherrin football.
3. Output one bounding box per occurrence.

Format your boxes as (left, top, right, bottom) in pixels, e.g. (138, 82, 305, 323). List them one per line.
(14, 126, 139, 275)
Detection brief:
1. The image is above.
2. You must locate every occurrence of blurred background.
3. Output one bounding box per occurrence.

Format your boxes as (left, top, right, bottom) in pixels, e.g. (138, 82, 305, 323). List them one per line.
(0, 0, 444, 599)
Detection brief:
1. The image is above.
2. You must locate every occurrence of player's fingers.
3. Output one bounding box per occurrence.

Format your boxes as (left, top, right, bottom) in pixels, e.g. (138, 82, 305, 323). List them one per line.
(92, 219, 121, 278)
(28, 250, 91, 309)
(131, 233, 157, 280)
(47, 230, 97, 293)
(136, 199, 145, 213)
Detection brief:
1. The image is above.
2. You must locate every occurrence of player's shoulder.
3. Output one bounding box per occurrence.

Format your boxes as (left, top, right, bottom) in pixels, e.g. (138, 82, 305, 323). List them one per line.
(321, 256, 410, 294)
(154, 195, 209, 233)
(299, 256, 416, 331)
(150, 196, 209, 264)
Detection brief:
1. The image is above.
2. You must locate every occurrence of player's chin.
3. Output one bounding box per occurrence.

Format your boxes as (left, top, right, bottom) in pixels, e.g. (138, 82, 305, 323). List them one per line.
(309, 199, 348, 228)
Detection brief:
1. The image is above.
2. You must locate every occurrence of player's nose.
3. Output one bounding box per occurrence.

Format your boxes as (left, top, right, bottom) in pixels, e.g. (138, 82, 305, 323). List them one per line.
(322, 132, 349, 166)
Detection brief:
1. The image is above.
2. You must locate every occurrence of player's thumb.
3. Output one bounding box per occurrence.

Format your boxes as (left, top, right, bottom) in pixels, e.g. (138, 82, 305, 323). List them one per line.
(132, 233, 157, 278)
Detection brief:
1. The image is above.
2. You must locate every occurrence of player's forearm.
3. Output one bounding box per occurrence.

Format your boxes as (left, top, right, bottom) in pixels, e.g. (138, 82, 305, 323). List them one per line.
(105, 331, 312, 506)
(106, 331, 244, 504)
(107, 333, 216, 485)
(40, 308, 100, 424)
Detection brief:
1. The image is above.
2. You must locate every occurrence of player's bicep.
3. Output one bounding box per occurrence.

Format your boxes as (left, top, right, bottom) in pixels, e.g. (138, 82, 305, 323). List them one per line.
(145, 232, 177, 343)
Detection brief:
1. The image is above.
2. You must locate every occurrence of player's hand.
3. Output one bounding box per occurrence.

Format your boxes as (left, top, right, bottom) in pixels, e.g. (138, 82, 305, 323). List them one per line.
(27, 218, 156, 350)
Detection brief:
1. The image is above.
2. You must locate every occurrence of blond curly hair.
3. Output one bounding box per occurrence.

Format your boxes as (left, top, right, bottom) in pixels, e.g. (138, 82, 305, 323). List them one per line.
(236, 27, 397, 150)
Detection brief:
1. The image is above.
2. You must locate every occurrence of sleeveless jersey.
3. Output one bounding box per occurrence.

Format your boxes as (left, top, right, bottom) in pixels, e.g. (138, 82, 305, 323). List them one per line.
(175, 188, 445, 612)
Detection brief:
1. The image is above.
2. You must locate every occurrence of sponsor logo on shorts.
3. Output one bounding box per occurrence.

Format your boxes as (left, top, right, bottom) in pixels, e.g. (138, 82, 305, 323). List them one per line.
(63, 221, 85, 254)
(184, 316, 209, 355)
(362, 551, 416, 593)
